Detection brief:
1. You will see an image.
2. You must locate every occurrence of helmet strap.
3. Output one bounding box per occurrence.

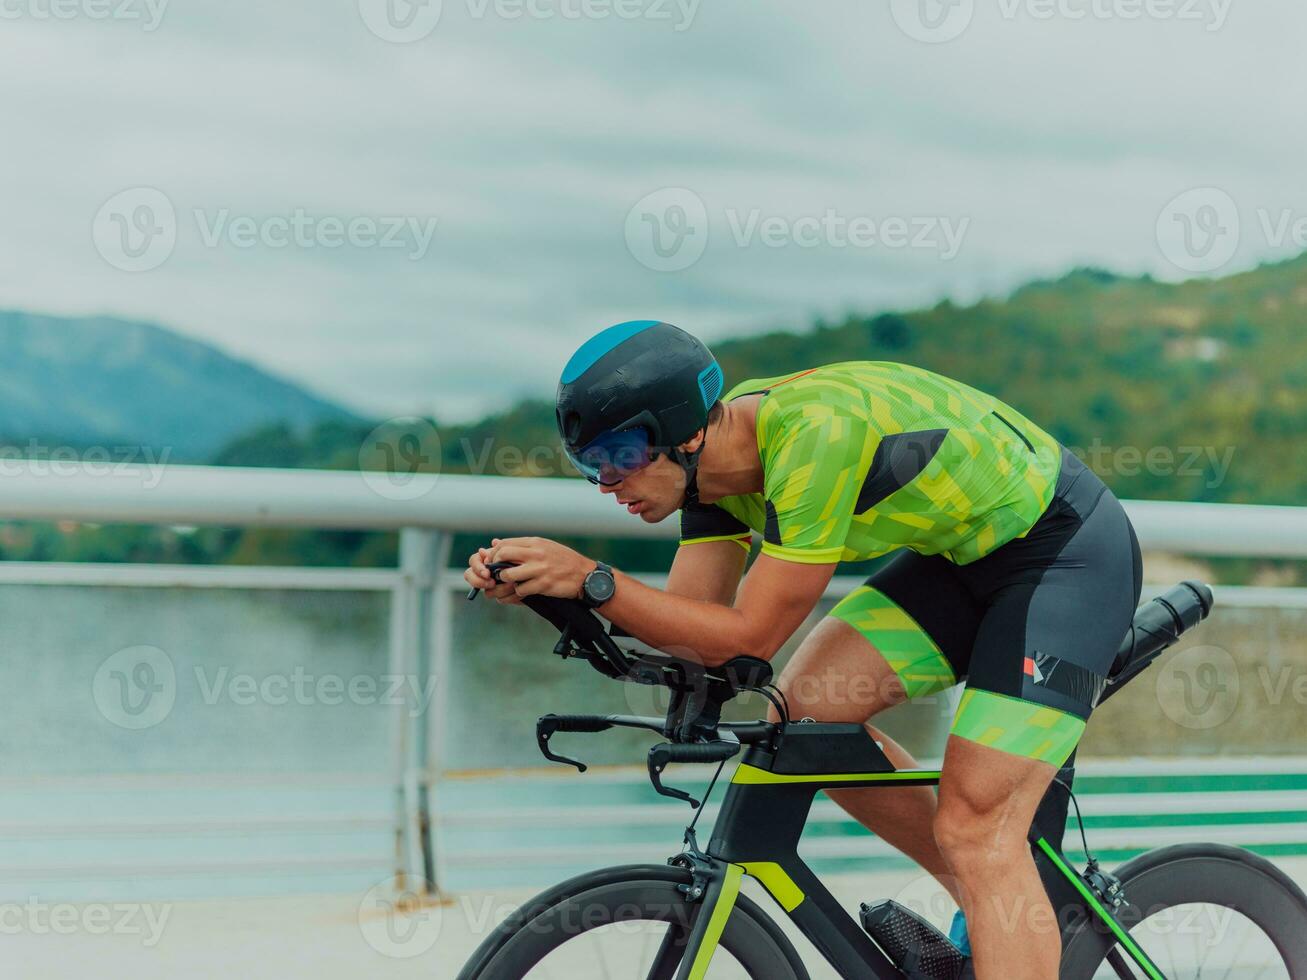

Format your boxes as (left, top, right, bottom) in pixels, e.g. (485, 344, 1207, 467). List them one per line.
(672, 440, 705, 507)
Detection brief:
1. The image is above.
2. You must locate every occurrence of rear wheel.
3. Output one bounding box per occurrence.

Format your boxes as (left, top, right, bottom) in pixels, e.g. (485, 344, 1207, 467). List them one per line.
(1059, 844, 1307, 979)
(458, 864, 808, 980)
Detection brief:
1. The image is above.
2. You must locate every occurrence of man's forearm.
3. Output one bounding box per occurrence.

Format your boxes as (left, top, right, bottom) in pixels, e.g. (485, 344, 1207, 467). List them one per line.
(603, 570, 756, 667)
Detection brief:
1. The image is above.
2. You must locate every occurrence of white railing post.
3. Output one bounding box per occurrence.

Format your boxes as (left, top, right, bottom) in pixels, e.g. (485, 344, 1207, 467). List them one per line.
(424, 532, 455, 895)
(392, 527, 445, 890)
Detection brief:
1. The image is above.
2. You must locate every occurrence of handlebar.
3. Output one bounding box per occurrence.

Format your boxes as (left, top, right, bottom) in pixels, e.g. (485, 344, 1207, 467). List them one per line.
(654, 741, 741, 765)
(473, 564, 780, 805)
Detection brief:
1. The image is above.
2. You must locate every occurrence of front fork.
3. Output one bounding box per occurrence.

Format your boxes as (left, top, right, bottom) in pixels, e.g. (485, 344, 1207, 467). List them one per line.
(664, 836, 745, 980)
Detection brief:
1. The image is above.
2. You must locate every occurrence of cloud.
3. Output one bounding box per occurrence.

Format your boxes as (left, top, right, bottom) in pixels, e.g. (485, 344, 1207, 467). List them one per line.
(0, 0, 1303, 421)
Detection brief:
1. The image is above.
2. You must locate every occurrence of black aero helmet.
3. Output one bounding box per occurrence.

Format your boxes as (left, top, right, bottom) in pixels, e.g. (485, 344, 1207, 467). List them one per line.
(557, 320, 724, 494)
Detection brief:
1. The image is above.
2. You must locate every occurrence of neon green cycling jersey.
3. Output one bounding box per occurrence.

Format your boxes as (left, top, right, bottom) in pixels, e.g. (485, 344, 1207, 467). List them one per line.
(680, 362, 1063, 566)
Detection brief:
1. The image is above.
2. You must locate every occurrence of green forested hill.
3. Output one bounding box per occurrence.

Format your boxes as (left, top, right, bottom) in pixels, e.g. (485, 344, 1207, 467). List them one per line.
(6, 256, 1304, 567)
(347, 256, 1306, 507)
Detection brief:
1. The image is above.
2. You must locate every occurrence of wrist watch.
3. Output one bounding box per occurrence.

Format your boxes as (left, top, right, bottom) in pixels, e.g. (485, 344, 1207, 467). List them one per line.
(581, 561, 617, 608)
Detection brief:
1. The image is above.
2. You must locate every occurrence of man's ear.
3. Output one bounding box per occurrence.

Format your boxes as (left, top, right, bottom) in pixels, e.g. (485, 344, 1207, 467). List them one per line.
(677, 429, 706, 455)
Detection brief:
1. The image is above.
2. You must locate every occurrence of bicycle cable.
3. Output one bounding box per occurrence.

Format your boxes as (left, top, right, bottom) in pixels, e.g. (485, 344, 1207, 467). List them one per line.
(1052, 776, 1094, 866)
(755, 683, 790, 724)
(685, 757, 728, 842)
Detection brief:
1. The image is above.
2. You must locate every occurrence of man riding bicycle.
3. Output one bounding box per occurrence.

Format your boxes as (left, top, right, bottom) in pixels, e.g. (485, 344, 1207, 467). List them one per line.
(464, 320, 1143, 980)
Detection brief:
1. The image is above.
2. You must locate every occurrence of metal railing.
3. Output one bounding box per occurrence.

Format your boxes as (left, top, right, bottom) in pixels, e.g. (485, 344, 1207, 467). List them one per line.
(1, 460, 1304, 895)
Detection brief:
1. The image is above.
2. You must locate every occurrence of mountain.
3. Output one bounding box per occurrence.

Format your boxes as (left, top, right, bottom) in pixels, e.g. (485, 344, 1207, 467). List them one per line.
(12, 254, 1306, 570)
(0, 312, 361, 460)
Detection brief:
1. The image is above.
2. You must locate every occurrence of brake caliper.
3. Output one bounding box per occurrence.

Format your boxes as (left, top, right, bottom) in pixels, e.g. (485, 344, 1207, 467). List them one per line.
(1083, 859, 1126, 914)
(669, 830, 713, 903)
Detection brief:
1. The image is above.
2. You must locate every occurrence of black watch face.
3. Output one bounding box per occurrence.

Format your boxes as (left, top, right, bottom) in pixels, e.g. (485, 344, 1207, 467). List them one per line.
(587, 570, 616, 604)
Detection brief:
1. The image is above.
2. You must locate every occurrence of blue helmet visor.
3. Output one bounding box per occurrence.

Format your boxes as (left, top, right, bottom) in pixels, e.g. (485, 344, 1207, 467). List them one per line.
(567, 427, 657, 486)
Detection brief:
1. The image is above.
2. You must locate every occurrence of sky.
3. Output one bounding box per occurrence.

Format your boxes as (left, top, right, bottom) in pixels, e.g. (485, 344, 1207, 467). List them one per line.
(1, 0, 1304, 421)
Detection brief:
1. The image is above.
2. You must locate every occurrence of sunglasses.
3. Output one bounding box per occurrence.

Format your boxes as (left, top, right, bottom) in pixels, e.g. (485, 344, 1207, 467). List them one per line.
(567, 427, 659, 486)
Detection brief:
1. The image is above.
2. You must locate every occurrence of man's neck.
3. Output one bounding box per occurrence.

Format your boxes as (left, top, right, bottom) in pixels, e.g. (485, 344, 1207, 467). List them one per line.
(695, 396, 764, 502)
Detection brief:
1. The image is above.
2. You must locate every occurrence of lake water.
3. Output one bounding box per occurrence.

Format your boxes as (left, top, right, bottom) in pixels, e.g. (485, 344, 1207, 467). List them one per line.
(1, 582, 1301, 902)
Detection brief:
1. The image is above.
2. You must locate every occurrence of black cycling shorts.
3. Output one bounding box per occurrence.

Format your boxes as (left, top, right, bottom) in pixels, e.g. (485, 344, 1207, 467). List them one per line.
(829, 447, 1143, 766)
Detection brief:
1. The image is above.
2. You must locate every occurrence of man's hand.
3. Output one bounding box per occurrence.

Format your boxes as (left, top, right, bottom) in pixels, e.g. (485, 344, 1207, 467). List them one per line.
(471, 537, 598, 602)
(463, 542, 521, 605)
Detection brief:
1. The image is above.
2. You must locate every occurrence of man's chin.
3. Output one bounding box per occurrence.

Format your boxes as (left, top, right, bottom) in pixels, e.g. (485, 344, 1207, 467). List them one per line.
(639, 506, 671, 524)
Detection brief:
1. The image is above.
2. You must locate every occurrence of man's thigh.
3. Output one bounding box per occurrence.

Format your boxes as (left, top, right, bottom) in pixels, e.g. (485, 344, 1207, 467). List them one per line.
(775, 552, 981, 723)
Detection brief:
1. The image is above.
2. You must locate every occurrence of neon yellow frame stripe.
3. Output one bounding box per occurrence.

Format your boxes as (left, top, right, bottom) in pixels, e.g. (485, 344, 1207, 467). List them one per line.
(686, 863, 743, 980)
(731, 763, 941, 785)
(740, 862, 805, 912)
(1035, 838, 1164, 980)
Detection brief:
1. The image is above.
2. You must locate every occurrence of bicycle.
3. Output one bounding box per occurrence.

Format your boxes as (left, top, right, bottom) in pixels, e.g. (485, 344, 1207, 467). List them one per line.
(456, 575, 1307, 979)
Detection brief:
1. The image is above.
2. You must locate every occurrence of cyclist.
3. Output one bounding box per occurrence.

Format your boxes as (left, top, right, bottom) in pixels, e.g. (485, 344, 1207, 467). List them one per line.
(464, 320, 1142, 980)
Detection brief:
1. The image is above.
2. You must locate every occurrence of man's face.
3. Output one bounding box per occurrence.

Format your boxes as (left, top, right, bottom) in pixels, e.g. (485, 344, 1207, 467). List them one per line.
(597, 453, 688, 524)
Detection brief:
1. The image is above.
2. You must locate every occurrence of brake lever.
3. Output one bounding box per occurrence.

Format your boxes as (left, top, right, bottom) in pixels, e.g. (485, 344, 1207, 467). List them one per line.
(648, 745, 699, 807)
(536, 714, 614, 772)
(647, 741, 741, 809)
(467, 561, 519, 601)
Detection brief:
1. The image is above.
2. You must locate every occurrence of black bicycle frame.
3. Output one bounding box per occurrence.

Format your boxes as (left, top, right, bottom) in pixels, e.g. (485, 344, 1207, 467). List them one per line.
(671, 722, 1165, 980)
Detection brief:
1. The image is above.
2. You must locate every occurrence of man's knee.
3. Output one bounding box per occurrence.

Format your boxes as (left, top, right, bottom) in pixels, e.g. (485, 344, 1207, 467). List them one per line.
(933, 793, 1029, 876)
(774, 618, 907, 723)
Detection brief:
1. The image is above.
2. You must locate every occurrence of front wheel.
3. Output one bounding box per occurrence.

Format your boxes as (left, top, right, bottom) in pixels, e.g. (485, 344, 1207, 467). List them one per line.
(458, 863, 809, 980)
(1059, 843, 1307, 979)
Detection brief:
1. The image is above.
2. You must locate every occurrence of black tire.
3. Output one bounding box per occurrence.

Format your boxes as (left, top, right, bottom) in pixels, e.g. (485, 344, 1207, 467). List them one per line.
(457, 863, 809, 980)
(1059, 844, 1307, 979)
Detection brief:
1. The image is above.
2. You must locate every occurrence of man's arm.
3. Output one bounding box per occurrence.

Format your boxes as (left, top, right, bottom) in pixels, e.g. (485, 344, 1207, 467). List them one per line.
(480, 536, 833, 667)
(602, 553, 834, 667)
(666, 539, 749, 606)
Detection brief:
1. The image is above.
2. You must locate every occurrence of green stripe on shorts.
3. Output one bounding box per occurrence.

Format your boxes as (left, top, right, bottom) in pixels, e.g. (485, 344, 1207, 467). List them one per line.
(951, 688, 1084, 766)
(829, 586, 956, 699)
